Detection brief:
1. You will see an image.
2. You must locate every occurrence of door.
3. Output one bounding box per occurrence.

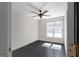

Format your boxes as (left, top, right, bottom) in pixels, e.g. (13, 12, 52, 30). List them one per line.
(74, 2, 79, 57)
(67, 2, 76, 57)
(0, 2, 11, 57)
(0, 3, 5, 56)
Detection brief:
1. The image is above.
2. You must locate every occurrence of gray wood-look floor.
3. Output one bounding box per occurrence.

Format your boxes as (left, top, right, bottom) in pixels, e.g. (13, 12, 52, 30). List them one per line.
(12, 40, 66, 57)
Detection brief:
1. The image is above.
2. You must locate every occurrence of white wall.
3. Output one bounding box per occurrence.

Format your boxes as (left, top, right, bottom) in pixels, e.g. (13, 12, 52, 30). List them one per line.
(38, 16, 64, 44)
(11, 3, 38, 51)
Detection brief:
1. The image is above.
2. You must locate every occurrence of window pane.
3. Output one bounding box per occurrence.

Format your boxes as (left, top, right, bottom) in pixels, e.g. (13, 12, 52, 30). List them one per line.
(47, 22, 53, 37)
(53, 21, 63, 38)
(53, 21, 63, 33)
(47, 33, 53, 37)
(54, 33, 63, 38)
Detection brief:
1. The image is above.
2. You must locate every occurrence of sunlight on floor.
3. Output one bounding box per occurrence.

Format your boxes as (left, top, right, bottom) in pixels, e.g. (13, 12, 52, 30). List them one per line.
(41, 43, 52, 48)
(51, 44, 62, 50)
(41, 43, 62, 50)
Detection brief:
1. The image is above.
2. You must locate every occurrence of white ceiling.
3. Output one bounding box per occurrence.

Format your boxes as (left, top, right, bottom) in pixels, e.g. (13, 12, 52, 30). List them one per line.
(12, 2, 67, 19)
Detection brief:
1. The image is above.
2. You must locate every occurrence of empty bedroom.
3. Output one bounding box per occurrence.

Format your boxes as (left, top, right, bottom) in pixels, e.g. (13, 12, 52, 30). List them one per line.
(11, 2, 68, 57)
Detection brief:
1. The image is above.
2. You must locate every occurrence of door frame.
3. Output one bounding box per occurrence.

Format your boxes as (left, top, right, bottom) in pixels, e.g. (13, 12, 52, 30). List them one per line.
(8, 2, 75, 57)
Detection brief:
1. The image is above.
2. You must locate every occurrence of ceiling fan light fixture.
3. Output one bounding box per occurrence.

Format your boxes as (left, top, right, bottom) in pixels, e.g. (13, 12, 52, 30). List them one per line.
(28, 3, 50, 19)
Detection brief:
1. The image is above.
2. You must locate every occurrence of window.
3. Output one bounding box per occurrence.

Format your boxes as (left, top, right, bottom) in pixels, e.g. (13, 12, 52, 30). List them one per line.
(47, 22, 54, 37)
(47, 20, 63, 38)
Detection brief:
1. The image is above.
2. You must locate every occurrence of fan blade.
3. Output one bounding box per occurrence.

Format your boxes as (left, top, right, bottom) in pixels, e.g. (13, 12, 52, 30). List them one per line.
(43, 15, 50, 16)
(27, 3, 39, 11)
(30, 3, 47, 12)
(32, 15, 38, 17)
(39, 3, 47, 10)
(42, 10, 48, 14)
(31, 11, 39, 14)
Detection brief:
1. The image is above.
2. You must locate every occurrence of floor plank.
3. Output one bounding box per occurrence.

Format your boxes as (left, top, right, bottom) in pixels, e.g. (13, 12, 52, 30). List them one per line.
(12, 40, 66, 57)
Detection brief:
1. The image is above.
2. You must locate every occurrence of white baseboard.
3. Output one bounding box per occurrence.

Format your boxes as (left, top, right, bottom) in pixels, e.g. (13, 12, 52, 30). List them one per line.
(12, 40, 38, 51)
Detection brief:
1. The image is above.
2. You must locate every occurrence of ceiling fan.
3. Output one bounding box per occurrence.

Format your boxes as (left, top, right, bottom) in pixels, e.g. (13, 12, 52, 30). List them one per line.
(28, 3, 50, 19)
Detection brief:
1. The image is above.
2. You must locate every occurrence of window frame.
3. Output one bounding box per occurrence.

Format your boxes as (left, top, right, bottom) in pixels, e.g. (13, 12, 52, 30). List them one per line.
(46, 19, 64, 39)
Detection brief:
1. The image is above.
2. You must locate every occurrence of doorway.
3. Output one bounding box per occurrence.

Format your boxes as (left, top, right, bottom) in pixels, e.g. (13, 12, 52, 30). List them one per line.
(10, 2, 75, 57)
(11, 2, 68, 57)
